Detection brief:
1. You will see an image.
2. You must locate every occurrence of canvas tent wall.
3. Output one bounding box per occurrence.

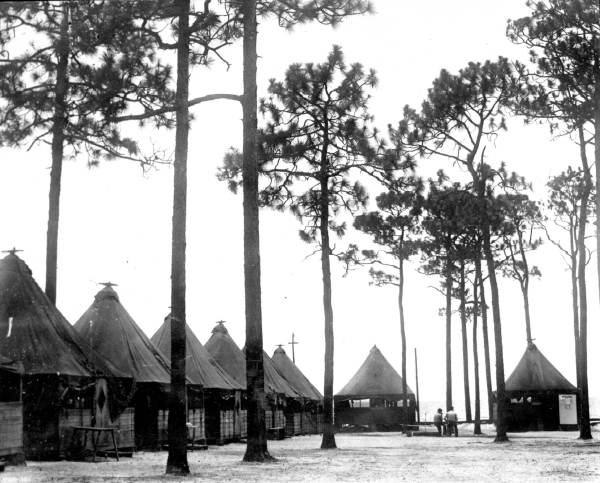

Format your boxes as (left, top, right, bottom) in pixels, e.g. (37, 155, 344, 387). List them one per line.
(0, 253, 125, 459)
(205, 322, 301, 437)
(74, 285, 171, 449)
(0, 355, 24, 464)
(334, 345, 416, 431)
(151, 316, 244, 444)
(271, 346, 323, 435)
(503, 343, 578, 431)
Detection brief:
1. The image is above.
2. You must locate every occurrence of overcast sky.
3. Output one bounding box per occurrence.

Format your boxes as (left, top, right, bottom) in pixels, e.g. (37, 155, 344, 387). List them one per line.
(0, 0, 596, 417)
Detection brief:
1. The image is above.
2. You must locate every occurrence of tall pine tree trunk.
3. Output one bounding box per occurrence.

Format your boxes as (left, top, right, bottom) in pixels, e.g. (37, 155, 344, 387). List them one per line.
(320, 170, 336, 449)
(476, 258, 493, 421)
(482, 227, 508, 442)
(398, 258, 408, 428)
(594, 36, 600, 306)
(445, 255, 453, 412)
(46, 1, 69, 304)
(570, 248, 582, 431)
(460, 259, 472, 422)
(516, 231, 533, 345)
(470, 165, 508, 441)
(166, 0, 190, 474)
(576, 125, 592, 440)
(242, 0, 271, 462)
(472, 274, 481, 435)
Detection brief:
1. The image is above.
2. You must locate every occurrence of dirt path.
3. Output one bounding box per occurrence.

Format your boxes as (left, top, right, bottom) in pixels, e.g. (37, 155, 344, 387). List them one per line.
(4, 431, 600, 482)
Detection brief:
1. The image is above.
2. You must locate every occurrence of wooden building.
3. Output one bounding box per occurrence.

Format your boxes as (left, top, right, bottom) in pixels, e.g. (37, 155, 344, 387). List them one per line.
(0, 355, 24, 464)
(503, 343, 578, 431)
(334, 345, 416, 431)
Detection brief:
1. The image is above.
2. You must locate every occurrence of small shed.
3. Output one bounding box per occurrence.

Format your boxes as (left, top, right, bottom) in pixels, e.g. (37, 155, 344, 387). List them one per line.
(0, 356, 24, 464)
(151, 316, 244, 445)
(503, 343, 578, 431)
(271, 346, 323, 435)
(334, 345, 416, 431)
(74, 285, 171, 449)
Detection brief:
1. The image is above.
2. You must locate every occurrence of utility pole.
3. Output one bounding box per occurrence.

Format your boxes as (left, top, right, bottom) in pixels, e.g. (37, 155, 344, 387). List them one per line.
(414, 347, 420, 423)
(288, 332, 299, 363)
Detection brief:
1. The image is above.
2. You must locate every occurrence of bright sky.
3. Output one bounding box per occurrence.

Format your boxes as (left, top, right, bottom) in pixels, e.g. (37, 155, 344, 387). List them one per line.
(0, 1, 596, 416)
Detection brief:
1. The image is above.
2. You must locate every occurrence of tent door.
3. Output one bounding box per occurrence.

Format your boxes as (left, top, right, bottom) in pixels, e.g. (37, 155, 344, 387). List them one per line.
(558, 394, 577, 426)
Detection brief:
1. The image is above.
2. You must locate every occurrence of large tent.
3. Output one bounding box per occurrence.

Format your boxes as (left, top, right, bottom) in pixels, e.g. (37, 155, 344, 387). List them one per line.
(205, 321, 301, 435)
(151, 316, 244, 444)
(271, 346, 323, 435)
(334, 345, 416, 431)
(503, 343, 578, 431)
(0, 253, 120, 459)
(74, 284, 171, 449)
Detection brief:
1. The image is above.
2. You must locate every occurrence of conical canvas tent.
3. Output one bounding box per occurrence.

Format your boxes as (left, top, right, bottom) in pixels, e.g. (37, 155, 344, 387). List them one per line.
(74, 285, 171, 449)
(334, 345, 416, 431)
(271, 346, 323, 435)
(503, 343, 577, 431)
(205, 322, 299, 398)
(151, 316, 244, 443)
(205, 321, 301, 436)
(0, 253, 123, 458)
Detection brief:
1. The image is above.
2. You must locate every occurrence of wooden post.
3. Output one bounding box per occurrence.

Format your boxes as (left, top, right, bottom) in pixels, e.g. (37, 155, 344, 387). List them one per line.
(288, 333, 299, 364)
(414, 348, 420, 423)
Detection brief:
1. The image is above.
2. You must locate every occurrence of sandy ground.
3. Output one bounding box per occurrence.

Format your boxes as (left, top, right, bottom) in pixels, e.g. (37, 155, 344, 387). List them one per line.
(4, 428, 600, 482)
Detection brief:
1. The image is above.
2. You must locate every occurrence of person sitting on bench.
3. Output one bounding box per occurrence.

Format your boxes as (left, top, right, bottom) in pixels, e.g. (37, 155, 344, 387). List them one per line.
(433, 408, 444, 436)
(445, 406, 458, 437)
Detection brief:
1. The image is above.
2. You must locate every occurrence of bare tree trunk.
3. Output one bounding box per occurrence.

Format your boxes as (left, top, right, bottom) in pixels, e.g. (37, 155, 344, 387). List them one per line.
(472, 273, 481, 435)
(522, 286, 532, 346)
(476, 258, 493, 421)
(398, 258, 408, 428)
(594, 36, 600, 306)
(482, 227, 508, 442)
(445, 256, 453, 412)
(577, 125, 592, 440)
(515, 231, 533, 345)
(319, 173, 336, 449)
(460, 259, 472, 422)
(242, 0, 271, 462)
(45, 1, 69, 305)
(570, 250, 582, 431)
(166, 0, 190, 474)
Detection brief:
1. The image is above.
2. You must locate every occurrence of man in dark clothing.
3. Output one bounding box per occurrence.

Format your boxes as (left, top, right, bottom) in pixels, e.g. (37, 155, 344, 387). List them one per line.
(445, 406, 458, 437)
(433, 408, 444, 436)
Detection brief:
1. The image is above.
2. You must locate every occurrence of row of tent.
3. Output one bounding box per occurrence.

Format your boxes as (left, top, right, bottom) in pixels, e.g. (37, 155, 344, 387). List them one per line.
(0, 251, 580, 462)
(0, 253, 323, 460)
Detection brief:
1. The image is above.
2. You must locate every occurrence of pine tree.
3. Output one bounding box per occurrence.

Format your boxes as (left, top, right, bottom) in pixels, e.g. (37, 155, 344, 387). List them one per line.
(509, 3, 597, 438)
(0, 1, 173, 304)
(395, 58, 521, 441)
(350, 176, 423, 428)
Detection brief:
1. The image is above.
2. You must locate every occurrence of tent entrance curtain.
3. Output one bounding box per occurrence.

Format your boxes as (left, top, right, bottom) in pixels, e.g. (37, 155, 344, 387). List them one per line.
(505, 391, 578, 431)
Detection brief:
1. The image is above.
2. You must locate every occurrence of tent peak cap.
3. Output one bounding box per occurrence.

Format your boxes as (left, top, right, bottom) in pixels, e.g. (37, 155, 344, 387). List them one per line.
(0, 252, 32, 275)
(212, 320, 229, 335)
(94, 284, 120, 302)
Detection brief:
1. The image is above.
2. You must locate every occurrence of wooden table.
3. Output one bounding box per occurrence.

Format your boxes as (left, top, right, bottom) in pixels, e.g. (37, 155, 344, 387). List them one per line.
(70, 426, 119, 462)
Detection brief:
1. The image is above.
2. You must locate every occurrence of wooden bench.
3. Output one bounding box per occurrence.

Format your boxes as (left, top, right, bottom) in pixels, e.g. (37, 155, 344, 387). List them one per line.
(267, 427, 285, 440)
